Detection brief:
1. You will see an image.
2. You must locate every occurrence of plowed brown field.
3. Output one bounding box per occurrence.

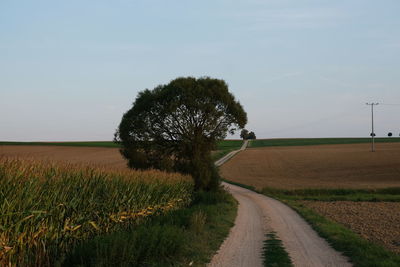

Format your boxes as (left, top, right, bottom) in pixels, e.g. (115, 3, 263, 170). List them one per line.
(0, 145, 128, 170)
(220, 143, 400, 190)
(301, 201, 400, 253)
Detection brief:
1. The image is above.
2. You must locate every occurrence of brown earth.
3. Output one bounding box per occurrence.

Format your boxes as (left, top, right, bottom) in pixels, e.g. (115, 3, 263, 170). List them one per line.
(220, 143, 400, 190)
(0, 145, 128, 170)
(301, 201, 400, 254)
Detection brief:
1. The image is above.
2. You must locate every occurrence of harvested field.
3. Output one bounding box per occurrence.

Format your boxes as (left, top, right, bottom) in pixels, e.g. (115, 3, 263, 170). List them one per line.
(301, 201, 400, 254)
(220, 143, 400, 190)
(0, 145, 128, 170)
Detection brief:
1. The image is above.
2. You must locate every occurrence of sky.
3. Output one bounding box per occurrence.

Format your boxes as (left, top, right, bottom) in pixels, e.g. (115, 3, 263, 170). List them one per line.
(1, 0, 400, 141)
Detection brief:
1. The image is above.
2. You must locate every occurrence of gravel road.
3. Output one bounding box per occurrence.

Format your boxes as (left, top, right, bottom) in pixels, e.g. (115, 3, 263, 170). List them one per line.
(210, 141, 351, 267)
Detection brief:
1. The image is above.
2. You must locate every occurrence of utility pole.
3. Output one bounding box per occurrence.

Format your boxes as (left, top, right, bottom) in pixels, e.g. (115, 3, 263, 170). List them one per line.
(366, 103, 379, 152)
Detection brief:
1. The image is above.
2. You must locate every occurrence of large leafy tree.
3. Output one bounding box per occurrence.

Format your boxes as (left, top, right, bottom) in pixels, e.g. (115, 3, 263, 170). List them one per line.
(115, 77, 247, 190)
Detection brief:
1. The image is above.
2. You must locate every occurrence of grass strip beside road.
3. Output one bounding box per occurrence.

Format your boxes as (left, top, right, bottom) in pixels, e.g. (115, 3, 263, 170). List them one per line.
(263, 232, 293, 267)
(212, 140, 244, 162)
(262, 188, 400, 202)
(262, 189, 400, 267)
(249, 137, 400, 148)
(64, 190, 237, 266)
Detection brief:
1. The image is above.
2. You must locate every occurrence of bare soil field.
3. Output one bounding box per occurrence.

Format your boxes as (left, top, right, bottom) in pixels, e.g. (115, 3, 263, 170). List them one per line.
(0, 145, 128, 170)
(301, 201, 400, 253)
(220, 143, 400, 190)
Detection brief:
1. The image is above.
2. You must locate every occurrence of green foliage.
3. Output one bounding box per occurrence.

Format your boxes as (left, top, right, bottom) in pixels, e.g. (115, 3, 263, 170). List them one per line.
(247, 131, 256, 139)
(240, 129, 249, 140)
(249, 137, 400, 147)
(0, 159, 192, 266)
(222, 179, 257, 192)
(115, 77, 247, 191)
(64, 190, 237, 266)
(263, 232, 293, 267)
(239, 129, 256, 140)
(262, 187, 400, 202)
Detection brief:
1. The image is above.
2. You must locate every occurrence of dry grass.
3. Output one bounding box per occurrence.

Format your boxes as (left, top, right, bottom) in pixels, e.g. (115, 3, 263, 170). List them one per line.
(301, 201, 400, 254)
(220, 143, 400, 190)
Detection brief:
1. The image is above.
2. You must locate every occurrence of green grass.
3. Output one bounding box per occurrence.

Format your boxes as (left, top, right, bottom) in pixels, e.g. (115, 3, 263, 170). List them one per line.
(221, 179, 257, 192)
(263, 232, 293, 267)
(63, 189, 237, 266)
(261, 187, 400, 202)
(261, 188, 400, 266)
(212, 140, 244, 161)
(216, 140, 244, 150)
(249, 137, 400, 148)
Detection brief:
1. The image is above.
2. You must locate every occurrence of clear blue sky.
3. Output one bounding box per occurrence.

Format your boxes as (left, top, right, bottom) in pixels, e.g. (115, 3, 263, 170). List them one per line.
(1, 0, 399, 141)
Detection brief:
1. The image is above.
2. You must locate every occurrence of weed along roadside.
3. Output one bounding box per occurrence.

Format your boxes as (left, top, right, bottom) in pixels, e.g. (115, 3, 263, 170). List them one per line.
(263, 232, 293, 267)
(64, 190, 237, 266)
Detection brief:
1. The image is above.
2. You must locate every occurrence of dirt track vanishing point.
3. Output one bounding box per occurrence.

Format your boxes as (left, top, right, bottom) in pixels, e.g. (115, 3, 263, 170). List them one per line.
(210, 142, 351, 267)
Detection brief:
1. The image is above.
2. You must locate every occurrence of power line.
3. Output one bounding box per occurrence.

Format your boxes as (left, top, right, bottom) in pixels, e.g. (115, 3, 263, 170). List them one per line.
(366, 103, 379, 152)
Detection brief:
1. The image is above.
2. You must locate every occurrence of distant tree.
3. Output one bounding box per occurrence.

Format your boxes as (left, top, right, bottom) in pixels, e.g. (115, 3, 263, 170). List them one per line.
(388, 132, 393, 137)
(247, 131, 256, 140)
(115, 77, 247, 191)
(240, 129, 249, 140)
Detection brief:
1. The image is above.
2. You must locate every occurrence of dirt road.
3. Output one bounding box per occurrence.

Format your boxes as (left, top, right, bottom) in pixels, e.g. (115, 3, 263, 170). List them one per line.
(210, 143, 351, 267)
(214, 140, 248, 166)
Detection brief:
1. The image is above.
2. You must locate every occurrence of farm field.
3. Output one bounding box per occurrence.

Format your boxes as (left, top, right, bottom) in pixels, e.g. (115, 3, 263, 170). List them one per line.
(0, 158, 192, 266)
(221, 142, 400, 190)
(0, 145, 238, 266)
(249, 137, 400, 148)
(0, 140, 244, 166)
(0, 141, 120, 148)
(220, 142, 400, 264)
(301, 201, 400, 254)
(0, 145, 128, 170)
(0, 139, 242, 150)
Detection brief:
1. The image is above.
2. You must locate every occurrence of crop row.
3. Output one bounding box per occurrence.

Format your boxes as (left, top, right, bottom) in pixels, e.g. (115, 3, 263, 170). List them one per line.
(0, 158, 193, 266)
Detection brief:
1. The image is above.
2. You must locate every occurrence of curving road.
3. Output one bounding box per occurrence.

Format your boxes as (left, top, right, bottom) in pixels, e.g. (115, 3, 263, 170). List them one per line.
(210, 141, 351, 267)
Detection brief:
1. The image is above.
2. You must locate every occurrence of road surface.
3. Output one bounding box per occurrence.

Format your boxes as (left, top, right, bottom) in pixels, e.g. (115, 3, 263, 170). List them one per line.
(210, 140, 351, 267)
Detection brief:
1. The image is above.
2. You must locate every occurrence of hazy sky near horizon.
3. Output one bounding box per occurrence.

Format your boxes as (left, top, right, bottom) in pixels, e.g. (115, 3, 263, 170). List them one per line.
(1, 0, 400, 141)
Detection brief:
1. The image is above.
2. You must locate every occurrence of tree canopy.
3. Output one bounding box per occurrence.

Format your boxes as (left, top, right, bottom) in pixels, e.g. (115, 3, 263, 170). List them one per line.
(115, 77, 247, 190)
(247, 131, 256, 139)
(240, 129, 249, 140)
(240, 129, 256, 140)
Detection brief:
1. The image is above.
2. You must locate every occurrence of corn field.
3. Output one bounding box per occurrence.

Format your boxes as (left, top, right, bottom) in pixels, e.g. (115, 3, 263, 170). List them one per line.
(0, 158, 193, 266)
